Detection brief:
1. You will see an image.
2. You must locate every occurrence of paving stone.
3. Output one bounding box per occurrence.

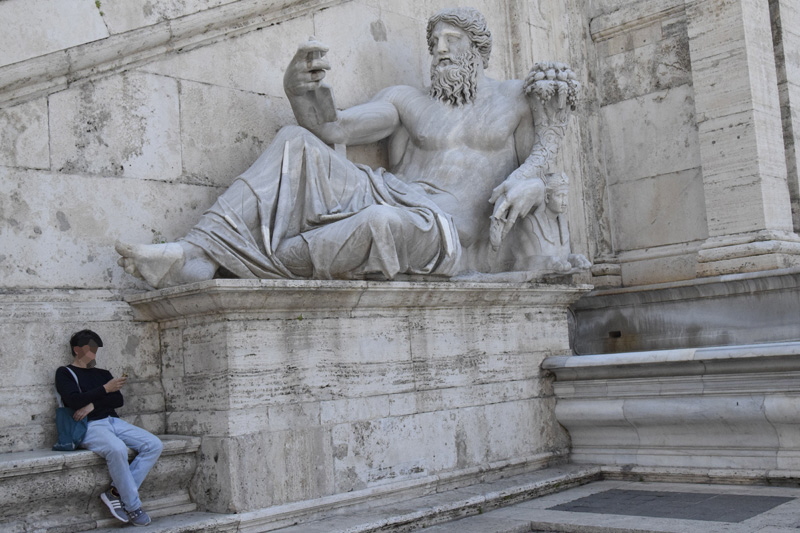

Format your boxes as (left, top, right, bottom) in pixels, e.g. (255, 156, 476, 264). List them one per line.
(549, 488, 795, 523)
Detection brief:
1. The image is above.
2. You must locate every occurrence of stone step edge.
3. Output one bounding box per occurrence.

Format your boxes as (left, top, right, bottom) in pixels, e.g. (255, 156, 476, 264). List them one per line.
(599, 464, 800, 486)
(239, 452, 580, 531)
(90, 464, 603, 533)
(0, 434, 201, 479)
(94, 493, 198, 530)
(316, 467, 604, 533)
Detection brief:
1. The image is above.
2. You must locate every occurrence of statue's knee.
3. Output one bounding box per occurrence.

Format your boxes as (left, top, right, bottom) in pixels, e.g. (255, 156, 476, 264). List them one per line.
(363, 205, 405, 233)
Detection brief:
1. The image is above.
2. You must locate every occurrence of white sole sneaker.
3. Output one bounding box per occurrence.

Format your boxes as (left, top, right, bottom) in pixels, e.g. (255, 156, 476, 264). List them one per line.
(100, 490, 129, 523)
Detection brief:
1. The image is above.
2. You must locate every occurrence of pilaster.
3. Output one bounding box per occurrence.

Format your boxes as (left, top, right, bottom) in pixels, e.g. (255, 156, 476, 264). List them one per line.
(770, 0, 800, 232)
(687, 0, 800, 276)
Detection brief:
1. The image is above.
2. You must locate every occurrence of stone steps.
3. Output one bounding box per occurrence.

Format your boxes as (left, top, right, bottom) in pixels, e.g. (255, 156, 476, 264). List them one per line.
(89, 465, 601, 533)
(83, 463, 800, 533)
(0, 435, 200, 533)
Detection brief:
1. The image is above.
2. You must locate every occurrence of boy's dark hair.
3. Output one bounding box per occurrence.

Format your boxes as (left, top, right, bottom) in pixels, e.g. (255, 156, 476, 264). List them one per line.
(69, 329, 104, 350)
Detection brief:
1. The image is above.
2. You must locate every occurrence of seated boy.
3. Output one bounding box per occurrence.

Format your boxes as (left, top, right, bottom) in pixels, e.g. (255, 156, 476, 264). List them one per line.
(55, 329, 163, 526)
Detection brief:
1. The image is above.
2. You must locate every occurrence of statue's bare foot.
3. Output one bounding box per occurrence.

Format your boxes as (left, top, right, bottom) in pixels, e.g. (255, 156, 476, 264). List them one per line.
(115, 240, 217, 288)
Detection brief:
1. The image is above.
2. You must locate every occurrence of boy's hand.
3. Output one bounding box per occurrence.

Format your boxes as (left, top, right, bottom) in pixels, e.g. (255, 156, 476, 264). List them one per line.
(103, 376, 127, 393)
(73, 403, 94, 421)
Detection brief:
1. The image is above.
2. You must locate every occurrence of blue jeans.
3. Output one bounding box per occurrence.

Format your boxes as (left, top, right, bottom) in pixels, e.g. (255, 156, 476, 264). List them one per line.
(81, 417, 163, 511)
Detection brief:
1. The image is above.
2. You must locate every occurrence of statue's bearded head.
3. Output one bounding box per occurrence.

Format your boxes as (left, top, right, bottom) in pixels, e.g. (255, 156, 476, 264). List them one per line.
(426, 8, 492, 106)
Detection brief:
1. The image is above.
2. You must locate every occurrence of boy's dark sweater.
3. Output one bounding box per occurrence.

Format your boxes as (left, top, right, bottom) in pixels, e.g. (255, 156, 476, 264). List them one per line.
(55, 365, 124, 421)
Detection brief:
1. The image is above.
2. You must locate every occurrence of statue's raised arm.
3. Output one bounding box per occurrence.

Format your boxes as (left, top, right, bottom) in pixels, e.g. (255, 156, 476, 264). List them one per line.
(283, 39, 402, 147)
(283, 39, 338, 129)
(488, 62, 581, 249)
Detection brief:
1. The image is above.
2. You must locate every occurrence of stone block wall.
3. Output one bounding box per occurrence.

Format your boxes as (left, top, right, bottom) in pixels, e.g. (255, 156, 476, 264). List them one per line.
(771, 0, 800, 231)
(585, 1, 705, 286)
(7, 0, 796, 463)
(0, 0, 587, 455)
(126, 279, 584, 512)
(583, 0, 800, 287)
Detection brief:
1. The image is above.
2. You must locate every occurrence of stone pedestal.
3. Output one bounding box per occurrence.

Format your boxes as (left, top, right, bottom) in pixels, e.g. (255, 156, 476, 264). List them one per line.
(125, 279, 588, 514)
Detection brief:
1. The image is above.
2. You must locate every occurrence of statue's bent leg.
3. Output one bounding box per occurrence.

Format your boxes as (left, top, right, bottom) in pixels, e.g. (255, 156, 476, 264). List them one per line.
(117, 126, 432, 285)
(292, 204, 443, 279)
(184, 125, 379, 280)
(117, 126, 320, 287)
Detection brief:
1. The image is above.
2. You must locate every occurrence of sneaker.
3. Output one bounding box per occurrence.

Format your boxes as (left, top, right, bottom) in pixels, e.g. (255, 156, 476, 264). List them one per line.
(100, 488, 129, 523)
(127, 507, 152, 527)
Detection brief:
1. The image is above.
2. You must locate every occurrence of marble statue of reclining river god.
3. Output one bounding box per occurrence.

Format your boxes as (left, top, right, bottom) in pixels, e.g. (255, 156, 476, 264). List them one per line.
(116, 7, 590, 288)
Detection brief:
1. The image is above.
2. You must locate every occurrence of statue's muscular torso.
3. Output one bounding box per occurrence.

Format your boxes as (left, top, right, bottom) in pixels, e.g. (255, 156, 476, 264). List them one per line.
(380, 79, 534, 247)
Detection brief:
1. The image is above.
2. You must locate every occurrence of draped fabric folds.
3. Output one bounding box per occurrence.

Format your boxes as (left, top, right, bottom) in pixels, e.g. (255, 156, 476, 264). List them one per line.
(185, 126, 461, 280)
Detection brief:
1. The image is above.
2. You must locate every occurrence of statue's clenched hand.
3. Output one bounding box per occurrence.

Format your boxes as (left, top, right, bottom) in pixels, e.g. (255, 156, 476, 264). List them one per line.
(488, 173, 546, 250)
(284, 39, 331, 96)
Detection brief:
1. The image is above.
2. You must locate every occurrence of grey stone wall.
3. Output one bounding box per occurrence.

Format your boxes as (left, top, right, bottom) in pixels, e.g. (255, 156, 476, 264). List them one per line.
(584, 0, 800, 287)
(4, 0, 798, 455)
(0, 0, 585, 453)
(587, 0, 705, 286)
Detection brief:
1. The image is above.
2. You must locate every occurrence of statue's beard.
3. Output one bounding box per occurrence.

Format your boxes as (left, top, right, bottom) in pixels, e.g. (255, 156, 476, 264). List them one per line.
(429, 49, 481, 106)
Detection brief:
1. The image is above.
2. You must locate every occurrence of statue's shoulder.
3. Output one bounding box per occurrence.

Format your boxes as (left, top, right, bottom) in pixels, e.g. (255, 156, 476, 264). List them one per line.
(496, 78, 526, 96)
(375, 84, 427, 101)
(487, 78, 530, 112)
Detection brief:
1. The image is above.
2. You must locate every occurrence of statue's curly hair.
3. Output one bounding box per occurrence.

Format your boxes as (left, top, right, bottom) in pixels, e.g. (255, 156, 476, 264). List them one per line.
(426, 7, 492, 69)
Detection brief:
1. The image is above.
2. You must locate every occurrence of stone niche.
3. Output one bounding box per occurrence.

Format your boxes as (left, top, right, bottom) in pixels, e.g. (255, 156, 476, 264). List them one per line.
(125, 279, 588, 514)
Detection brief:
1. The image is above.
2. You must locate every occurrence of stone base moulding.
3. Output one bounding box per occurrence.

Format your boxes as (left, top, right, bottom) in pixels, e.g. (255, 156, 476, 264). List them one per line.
(697, 231, 800, 277)
(125, 279, 590, 514)
(544, 342, 800, 474)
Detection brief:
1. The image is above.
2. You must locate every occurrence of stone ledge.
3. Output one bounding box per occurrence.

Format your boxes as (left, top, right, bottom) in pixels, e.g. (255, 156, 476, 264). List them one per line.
(125, 278, 592, 322)
(0, 434, 200, 479)
(546, 342, 800, 473)
(0, 435, 200, 532)
(600, 465, 800, 486)
(575, 266, 800, 307)
(236, 452, 571, 532)
(544, 341, 800, 380)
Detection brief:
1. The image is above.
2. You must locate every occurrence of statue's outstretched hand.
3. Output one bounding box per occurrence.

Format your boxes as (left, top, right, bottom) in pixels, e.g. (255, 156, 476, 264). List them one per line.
(284, 39, 331, 96)
(488, 173, 546, 250)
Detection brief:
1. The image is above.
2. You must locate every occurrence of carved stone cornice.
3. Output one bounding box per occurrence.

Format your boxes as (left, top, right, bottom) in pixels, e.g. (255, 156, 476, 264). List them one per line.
(124, 278, 592, 323)
(0, 0, 340, 107)
(589, 0, 685, 43)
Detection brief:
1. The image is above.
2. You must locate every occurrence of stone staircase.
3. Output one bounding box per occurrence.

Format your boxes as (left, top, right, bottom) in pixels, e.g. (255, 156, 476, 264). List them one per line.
(0, 435, 200, 533)
(87, 465, 601, 533)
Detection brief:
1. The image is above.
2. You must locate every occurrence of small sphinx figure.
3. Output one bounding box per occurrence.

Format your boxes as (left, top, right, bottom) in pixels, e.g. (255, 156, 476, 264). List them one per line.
(513, 172, 591, 275)
(116, 7, 587, 288)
